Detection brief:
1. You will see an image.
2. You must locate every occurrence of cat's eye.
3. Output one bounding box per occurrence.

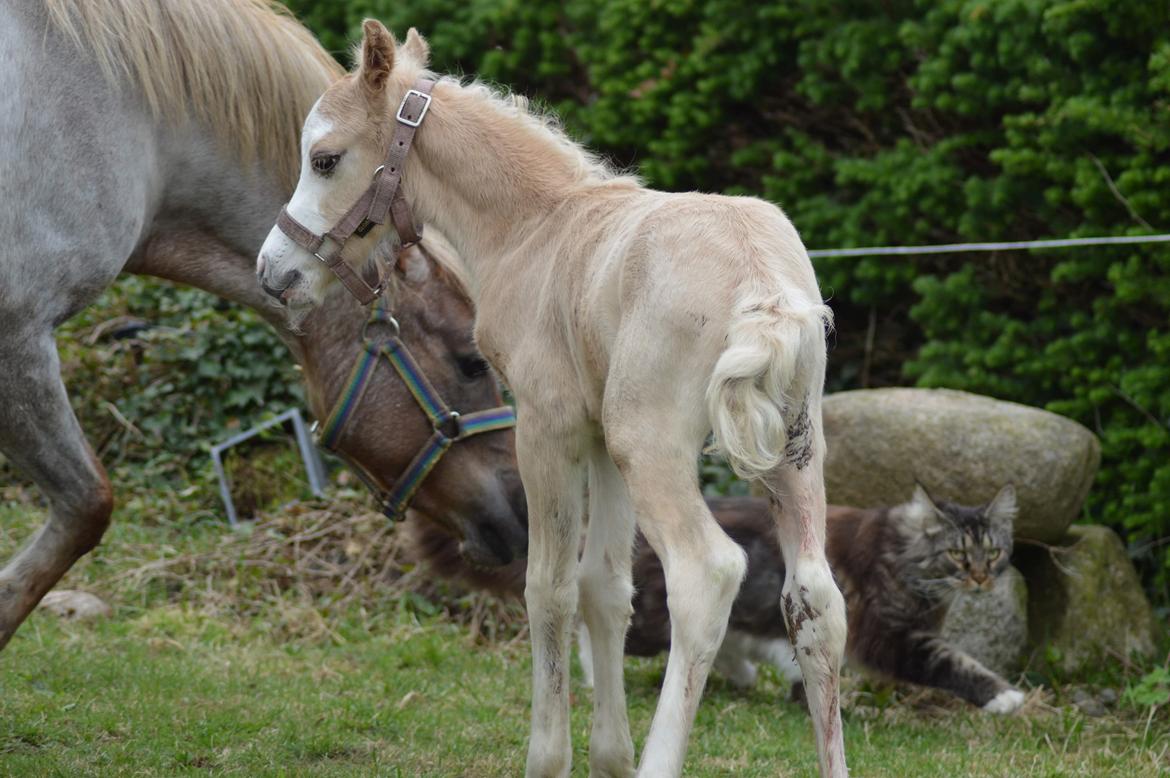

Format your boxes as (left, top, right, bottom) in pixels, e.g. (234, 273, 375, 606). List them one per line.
(946, 548, 965, 562)
(988, 548, 1001, 560)
(311, 152, 341, 175)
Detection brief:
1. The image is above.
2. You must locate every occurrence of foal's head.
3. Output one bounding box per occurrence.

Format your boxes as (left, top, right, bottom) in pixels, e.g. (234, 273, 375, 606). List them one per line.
(298, 242, 527, 567)
(257, 20, 430, 317)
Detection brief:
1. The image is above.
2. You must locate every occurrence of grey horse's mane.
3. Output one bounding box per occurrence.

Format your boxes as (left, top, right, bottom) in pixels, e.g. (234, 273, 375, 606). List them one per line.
(45, 0, 343, 190)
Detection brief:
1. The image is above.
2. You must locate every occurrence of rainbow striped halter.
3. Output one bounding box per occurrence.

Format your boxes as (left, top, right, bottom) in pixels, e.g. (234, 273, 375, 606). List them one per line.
(312, 292, 516, 522)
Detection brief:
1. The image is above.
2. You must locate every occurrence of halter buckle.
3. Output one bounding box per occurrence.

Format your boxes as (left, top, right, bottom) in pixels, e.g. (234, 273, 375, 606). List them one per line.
(397, 90, 432, 128)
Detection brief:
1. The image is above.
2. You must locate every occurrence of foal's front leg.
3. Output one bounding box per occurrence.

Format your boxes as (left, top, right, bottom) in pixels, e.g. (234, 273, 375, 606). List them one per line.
(519, 418, 586, 778)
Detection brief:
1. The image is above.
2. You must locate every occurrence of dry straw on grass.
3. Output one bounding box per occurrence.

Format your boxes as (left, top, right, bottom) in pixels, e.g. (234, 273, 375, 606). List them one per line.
(101, 494, 528, 645)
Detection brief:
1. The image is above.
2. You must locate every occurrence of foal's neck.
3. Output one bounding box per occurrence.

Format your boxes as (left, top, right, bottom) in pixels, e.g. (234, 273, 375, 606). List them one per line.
(401, 77, 587, 284)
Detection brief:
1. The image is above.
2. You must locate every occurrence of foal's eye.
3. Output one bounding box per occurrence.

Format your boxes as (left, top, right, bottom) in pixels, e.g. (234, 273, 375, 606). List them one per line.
(457, 355, 491, 379)
(311, 153, 341, 175)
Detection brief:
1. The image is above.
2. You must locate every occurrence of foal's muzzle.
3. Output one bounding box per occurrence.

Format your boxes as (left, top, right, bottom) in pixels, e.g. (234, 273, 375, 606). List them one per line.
(260, 270, 300, 302)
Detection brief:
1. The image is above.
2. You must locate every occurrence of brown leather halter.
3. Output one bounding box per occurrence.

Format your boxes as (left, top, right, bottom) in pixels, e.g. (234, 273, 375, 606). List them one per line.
(276, 77, 436, 305)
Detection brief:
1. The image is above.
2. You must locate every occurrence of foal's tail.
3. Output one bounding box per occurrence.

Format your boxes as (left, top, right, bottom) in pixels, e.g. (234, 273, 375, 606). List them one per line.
(706, 288, 831, 481)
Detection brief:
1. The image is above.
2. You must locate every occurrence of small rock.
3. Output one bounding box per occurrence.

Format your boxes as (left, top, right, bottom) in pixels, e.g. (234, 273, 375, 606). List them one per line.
(942, 565, 1029, 675)
(823, 388, 1100, 543)
(1070, 688, 1106, 717)
(38, 590, 112, 621)
(1016, 525, 1157, 673)
(1099, 688, 1119, 707)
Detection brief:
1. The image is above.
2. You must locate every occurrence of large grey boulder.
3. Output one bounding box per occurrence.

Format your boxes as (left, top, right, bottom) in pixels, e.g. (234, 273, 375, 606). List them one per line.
(823, 388, 1100, 543)
(941, 565, 1028, 676)
(1016, 525, 1158, 673)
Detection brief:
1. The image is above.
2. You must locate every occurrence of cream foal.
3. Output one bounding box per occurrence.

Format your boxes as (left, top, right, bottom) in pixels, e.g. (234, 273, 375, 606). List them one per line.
(257, 21, 848, 778)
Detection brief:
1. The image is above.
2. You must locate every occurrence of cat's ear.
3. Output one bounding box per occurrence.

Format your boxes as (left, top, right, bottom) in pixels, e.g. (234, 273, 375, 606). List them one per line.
(986, 484, 1018, 528)
(905, 482, 944, 533)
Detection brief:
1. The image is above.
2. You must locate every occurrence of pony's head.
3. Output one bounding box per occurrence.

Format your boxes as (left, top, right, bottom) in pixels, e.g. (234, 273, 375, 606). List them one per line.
(299, 239, 527, 568)
(257, 20, 428, 323)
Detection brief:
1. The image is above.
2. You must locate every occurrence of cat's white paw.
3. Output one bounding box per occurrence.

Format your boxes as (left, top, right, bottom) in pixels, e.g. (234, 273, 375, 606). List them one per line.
(982, 688, 1025, 714)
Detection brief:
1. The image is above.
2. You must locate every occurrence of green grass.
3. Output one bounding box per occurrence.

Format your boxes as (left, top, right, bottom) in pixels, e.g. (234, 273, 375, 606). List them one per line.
(1, 484, 1168, 776)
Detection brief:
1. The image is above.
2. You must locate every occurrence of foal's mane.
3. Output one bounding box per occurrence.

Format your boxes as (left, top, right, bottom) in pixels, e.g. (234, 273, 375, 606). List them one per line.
(45, 0, 343, 190)
(436, 77, 641, 190)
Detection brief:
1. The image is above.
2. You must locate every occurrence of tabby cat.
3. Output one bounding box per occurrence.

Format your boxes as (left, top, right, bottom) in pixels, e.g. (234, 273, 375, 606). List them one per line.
(588, 485, 1025, 713)
(408, 484, 1025, 713)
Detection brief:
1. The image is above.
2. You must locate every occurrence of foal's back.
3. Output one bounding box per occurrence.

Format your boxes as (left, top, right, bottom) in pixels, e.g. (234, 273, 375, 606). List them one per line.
(476, 187, 823, 425)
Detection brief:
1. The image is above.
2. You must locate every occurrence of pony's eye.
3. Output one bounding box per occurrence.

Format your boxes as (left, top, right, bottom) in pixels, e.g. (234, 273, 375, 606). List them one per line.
(311, 153, 340, 175)
(457, 355, 490, 379)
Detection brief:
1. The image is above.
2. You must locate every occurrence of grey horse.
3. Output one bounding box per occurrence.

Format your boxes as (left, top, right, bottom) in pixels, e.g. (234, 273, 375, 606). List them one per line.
(0, 0, 527, 649)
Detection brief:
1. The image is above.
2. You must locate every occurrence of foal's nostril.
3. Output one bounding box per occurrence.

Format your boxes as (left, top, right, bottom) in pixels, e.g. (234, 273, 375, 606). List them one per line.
(261, 280, 286, 301)
(259, 269, 302, 301)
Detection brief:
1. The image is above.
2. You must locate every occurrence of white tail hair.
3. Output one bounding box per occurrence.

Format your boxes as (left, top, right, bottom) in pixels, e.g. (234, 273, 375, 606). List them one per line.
(706, 290, 831, 480)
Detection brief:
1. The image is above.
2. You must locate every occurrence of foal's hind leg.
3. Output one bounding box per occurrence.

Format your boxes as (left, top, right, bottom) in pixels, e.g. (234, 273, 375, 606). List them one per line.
(518, 413, 587, 778)
(0, 328, 114, 648)
(578, 442, 636, 776)
(765, 455, 848, 778)
(607, 419, 747, 777)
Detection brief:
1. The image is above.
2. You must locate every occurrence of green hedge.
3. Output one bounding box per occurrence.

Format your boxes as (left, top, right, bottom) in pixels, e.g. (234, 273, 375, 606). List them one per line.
(284, 0, 1170, 606)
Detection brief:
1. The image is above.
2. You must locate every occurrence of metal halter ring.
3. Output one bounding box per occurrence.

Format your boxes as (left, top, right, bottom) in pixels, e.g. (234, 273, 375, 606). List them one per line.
(362, 313, 401, 349)
(434, 410, 461, 440)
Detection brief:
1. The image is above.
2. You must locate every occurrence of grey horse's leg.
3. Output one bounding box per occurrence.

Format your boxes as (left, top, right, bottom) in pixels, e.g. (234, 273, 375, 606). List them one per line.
(0, 326, 113, 649)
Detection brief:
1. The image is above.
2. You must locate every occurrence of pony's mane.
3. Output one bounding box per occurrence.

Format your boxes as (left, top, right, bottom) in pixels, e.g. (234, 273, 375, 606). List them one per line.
(366, 227, 475, 307)
(45, 0, 344, 190)
(440, 76, 641, 189)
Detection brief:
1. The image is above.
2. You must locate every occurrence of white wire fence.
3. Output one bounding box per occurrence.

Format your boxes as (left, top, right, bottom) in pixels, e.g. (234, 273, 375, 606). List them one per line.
(807, 233, 1170, 259)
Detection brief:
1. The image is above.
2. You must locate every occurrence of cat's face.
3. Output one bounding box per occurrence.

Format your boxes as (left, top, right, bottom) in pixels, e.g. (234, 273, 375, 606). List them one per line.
(900, 484, 1017, 595)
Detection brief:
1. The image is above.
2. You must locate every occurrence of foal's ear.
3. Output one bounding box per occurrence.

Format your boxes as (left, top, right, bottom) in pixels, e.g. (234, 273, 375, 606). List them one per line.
(402, 28, 431, 67)
(359, 19, 395, 93)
